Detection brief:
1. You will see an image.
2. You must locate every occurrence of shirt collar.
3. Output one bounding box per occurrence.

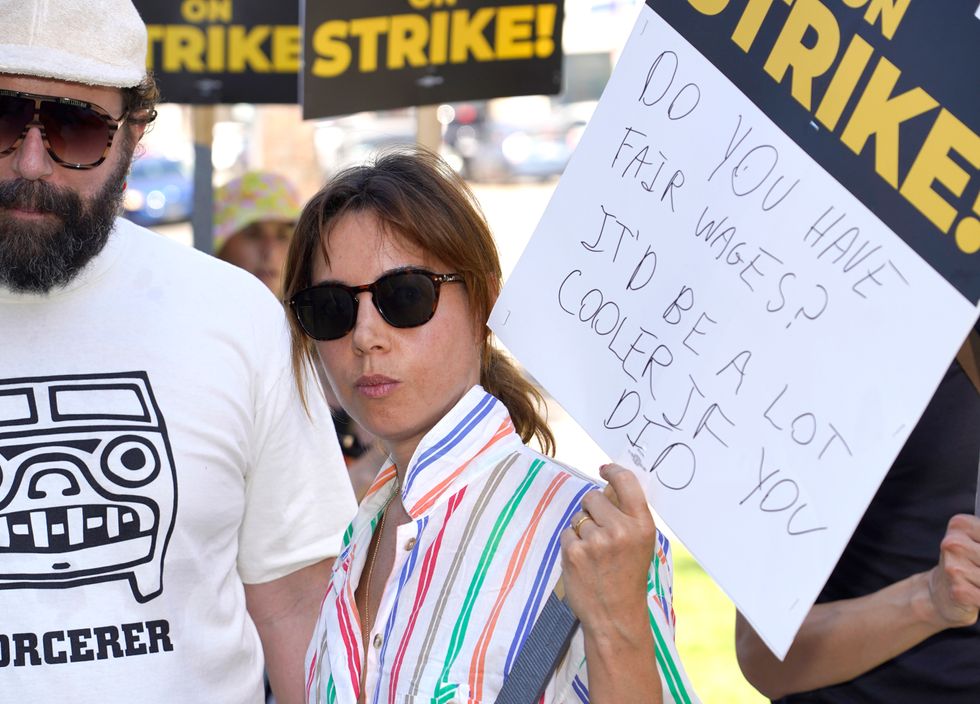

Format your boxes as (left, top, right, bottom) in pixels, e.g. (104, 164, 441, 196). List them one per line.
(379, 385, 519, 518)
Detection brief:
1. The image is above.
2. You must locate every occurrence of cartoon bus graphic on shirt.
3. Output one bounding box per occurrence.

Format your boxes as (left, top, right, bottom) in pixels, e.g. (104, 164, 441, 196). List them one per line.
(0, 373, 177, 603)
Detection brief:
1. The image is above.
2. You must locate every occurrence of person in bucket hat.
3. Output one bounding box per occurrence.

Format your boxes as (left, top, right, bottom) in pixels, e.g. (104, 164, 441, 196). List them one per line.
(213, 171, 301, 296)
(0, 2, 356, 702)
(213, 171, 385, 497)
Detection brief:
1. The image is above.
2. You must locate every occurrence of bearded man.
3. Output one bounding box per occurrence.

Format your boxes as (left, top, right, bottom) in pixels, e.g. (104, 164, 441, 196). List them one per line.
(0, 2, 356, 702)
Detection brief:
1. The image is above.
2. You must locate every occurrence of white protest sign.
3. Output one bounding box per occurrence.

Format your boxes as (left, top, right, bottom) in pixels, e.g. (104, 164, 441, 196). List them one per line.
(490, 4, 980, 658)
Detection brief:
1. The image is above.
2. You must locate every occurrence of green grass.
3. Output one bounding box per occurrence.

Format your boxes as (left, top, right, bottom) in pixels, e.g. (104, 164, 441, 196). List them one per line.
(670, 541, 767, 704)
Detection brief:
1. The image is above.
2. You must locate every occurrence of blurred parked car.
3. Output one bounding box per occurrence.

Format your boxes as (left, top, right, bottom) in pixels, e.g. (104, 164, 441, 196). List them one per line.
(122, 156, 193, 227)
(315, 111, 463, 177)
(449, 101, 596, 183)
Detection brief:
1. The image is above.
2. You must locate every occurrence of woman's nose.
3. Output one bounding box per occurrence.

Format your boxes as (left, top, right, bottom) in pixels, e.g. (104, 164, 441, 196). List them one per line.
(350, 292, 390, 353)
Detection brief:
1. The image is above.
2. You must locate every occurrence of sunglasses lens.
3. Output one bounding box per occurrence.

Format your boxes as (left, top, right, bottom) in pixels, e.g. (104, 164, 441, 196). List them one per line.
(0, 94, 34, 152)
(375, 272, 438, 328)
(294, 286, 357, 341)
(292, 271, 447, 341)
(40, 101, 111, 166)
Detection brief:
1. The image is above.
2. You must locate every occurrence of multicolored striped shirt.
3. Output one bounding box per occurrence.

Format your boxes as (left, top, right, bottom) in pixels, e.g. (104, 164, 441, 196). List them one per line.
(305, 386, 697, 703)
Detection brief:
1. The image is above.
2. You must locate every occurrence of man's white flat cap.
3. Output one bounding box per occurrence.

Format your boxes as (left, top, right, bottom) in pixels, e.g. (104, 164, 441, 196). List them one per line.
(0, 0, 148, 88)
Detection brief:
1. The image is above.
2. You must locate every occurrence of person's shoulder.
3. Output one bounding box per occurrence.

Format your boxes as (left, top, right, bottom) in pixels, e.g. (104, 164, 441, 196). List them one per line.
(118, 218, 243, 280)
(116, 217, 199, 263)
(515, 444, 602, 493)
(117, 218, 280, 307)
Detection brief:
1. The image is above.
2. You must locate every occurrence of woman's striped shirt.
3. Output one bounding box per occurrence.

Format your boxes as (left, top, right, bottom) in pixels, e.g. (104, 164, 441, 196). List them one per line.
(305, 386, 697, 703)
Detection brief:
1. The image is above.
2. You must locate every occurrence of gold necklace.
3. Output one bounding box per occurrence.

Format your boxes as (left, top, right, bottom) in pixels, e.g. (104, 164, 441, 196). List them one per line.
(361, 476, 399, 652)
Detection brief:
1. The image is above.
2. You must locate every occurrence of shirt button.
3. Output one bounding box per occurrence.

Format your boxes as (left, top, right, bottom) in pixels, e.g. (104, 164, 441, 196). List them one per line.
(404, 538, 416, 551)
(373, 633, 382, 649)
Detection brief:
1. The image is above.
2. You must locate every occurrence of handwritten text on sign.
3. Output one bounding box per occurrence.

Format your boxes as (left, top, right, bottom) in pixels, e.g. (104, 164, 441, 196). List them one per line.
(490, 7, 979, 659)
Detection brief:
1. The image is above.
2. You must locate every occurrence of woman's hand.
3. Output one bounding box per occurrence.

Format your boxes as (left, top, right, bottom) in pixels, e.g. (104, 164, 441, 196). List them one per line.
(560, 464, 663, 703)
(561, 463, 656, 631)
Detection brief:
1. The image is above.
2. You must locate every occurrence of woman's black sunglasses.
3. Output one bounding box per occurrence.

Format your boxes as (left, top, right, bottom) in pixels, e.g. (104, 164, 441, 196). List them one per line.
(289, 268, 465, 341)
(0, 89, 133, 169)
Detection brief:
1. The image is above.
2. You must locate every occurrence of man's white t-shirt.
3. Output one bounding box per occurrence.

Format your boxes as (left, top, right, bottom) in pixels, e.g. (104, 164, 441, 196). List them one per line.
(0, 219, 357, 701)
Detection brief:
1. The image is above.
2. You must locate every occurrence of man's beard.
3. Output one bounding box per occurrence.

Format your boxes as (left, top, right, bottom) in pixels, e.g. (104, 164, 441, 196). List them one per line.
(0, 142, 132, 294)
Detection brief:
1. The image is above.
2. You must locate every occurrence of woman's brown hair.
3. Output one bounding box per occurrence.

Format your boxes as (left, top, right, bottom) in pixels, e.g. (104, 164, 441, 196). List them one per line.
(282, 147, 554, 455)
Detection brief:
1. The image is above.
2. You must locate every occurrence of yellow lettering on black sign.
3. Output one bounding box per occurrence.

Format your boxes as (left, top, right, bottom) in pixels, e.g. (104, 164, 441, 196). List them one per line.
(310, 5, 558, 79)
(148, 0, 300, 75)
(146, 24, 301, 74)
(180, 0, 232, 23)
(687, 0, 978, 254)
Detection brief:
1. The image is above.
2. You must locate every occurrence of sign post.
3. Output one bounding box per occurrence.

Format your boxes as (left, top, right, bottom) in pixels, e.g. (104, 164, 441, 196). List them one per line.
(416, 105, 442, 154)
(190, 106, 216, 253)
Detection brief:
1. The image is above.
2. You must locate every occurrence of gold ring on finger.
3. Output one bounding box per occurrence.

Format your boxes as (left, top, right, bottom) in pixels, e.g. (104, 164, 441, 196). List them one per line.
(573, 514, 594, 537)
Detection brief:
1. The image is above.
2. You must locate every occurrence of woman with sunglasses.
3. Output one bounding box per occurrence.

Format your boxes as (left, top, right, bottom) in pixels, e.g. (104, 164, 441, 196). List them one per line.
(285, 148, 696, 704)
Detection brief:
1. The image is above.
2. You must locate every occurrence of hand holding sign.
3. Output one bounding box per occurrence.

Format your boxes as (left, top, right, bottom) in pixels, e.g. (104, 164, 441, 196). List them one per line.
(561, 466, 654, 627)
(560, 464, 664, 704)
(926, 514, 980, 630)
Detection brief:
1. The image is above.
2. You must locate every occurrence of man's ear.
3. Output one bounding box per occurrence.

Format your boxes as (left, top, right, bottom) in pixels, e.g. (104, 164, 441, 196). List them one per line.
(130, 122, 147, 143)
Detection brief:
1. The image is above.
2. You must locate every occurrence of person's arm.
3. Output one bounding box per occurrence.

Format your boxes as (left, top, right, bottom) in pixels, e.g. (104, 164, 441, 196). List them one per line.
(735, 514, 980, 699)
(245, 558, 334, 704)
(560, 464, 665, 704)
